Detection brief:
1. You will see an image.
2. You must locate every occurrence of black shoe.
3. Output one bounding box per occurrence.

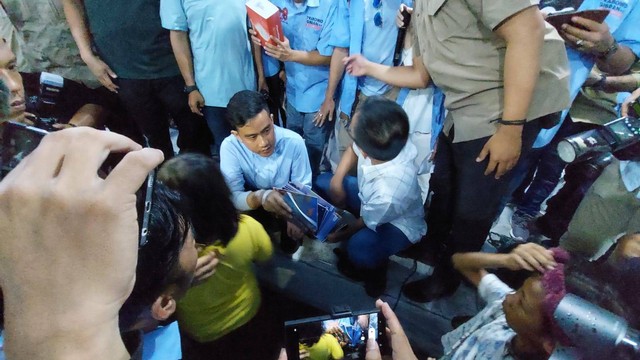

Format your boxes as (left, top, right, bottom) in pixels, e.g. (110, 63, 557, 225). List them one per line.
(336, 253, 366, 282)
(364, 266, 387, 298)
(402, 274, 459, 303)
(280, 232, 300, 255)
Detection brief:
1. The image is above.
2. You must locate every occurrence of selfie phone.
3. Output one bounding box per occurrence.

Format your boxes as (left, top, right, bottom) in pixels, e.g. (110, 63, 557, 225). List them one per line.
(1, 121, 48, 179)
(284, 308, 388, 360)
(545, 9, 609, 32)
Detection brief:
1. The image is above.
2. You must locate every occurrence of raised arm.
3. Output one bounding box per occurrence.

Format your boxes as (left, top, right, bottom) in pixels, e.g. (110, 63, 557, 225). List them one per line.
(343, 53, 430, 89)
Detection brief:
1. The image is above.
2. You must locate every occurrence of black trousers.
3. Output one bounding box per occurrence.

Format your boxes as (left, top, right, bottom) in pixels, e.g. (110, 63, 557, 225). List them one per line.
(116, 75, 211, 159)
(425, 118, 543, 260)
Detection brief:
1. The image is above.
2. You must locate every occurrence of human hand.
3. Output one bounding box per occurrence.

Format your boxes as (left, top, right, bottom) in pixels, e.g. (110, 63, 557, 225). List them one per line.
(621, 88, 640, 117)
(52, 122, 79, 130)
(505, 243, 557, 273)
(395, 4, 413, 28)
(326, 226, 353, 243)
(84, 54, 119, 93)
(609, 233, 640, 266)
(264, 36, 295, 62)
(561, 16, 615, 55)
(476, 126, 523, 179)
(188, 90, 205, 116)
(191, 252, 219, 286)
(262, 190, 292, 218)
(278, 348, 288, 360)
(249, 28, 263, 47)
(583, 69, 602, 87)
(365, 299, 417, 360)
(279, 69, 287, 86)
(0, 128, 163, 358)
(344, 54, 371, 77)
(258, 76, 268, 93)
(314, 97, 335, 127)
(329, 176, 347, 208)
(287, 221, 305, 241)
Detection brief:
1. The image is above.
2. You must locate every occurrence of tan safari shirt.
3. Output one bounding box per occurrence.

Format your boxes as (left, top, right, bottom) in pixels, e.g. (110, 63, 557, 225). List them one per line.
(412, 0, 570, 143)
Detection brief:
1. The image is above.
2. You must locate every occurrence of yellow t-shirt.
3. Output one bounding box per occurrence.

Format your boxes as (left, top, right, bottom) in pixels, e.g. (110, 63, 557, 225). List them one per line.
(302, 334, 344, 360)
(176, 215, 273, 342)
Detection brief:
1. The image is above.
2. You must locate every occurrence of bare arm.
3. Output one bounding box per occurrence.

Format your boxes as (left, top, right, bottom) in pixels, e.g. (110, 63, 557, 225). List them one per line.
(328, 145, 357, 207)
(252, 42, 267, 91)
(67, 104, 107, 128)
(598, 73, 640, 93)
(169, 30, 196, 86)
(316, 47, 348, 124)
(344, 53, 430, 89)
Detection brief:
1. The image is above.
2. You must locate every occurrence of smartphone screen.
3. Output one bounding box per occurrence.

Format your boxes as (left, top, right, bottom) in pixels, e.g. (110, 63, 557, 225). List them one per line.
(1, 121, 48, 180)
(285, 310, 387, 360)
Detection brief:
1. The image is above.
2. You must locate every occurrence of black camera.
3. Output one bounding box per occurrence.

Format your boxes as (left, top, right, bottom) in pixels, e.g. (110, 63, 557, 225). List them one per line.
(557, 116, 640, 163)
(36, 72, 64, 119)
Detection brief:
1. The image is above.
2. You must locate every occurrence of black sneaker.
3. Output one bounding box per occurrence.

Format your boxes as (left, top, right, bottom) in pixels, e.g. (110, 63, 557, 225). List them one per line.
(280, 232, 300, 255)
(402, 274, 459, 303)
(364, 266, 387, 298)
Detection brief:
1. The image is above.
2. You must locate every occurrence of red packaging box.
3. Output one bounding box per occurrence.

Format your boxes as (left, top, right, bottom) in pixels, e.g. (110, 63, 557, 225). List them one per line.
(246, 0, 284, 47)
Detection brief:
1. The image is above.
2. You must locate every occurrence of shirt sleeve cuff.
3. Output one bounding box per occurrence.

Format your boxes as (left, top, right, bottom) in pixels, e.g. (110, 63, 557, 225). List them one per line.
(233, 191, 253, 211)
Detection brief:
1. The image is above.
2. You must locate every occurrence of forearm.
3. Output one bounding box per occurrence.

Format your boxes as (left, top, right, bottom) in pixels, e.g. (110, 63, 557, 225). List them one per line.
(290, 50, 331, 66)
(499, 8, 544, 121)
(232, 190, 254, 211)
(62, 0, 95, 61)
(68, 104, 107, 128)
(169, 30, 196, 86)
(596, 45, 637, 76)
(325, 47, 348, 100)
(452, 252, 508, 286)
(601, 73, 640, 93)
(253, 43, 265, 80)
(362, 58, 429, 89)
(333, 145, 357, 180)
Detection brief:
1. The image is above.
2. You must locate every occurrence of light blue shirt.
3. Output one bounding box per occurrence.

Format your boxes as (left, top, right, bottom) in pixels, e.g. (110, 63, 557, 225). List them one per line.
(160, 0, 256, 107)
(620, 160, 640, 199)
(262, 50, 281, 78)
(534, 0, 640, 148)
(220, 125, 312, 210)
(331, 0, 411, 116)
(142, 321, 182, 360)
(269, 0, 340, 113)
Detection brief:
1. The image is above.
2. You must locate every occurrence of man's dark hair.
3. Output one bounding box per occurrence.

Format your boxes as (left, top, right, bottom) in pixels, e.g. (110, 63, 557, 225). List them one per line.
(226, 90, 271, 129)
(119, 183, 191, 330)
(352, 96, 409, 161)
(158, 153, 239, 246)
(298, 321, 325, 347)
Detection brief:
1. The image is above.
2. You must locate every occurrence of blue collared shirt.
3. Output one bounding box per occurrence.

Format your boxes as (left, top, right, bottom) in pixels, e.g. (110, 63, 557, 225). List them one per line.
(142, 321, 182, 360)
(620, 160, 640, 199)
(160, 0, 256, 107)
(331, 0, 411, 116)
(220, 125, 312, 210)
(269, 0, 340, 113)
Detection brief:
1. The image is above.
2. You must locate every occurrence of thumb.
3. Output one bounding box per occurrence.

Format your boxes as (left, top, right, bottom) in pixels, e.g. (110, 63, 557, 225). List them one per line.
(365, 338, 382, 360)
(106, 65, 118, 79)
(476, 143, 489, 162)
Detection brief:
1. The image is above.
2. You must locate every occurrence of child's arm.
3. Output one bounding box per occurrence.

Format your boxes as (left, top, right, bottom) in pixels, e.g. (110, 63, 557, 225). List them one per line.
(452, 243, 556, 287)
(329, 146, 358, 207)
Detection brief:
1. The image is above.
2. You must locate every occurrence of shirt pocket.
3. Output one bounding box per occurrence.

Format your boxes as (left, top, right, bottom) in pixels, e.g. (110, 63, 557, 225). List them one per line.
(427, 0, 474, 43)
(301, 15, 324, 51)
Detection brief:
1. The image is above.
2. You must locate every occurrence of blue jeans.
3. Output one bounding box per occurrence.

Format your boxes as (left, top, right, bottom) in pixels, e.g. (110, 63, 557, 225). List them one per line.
(347, 223, 413, 269)
(203, 106, 231, 156)
(286, 102, 331, 176)
(314, 172, 361, 215)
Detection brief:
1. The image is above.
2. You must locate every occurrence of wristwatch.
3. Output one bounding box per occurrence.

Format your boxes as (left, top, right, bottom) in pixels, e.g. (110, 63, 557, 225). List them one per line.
(184, 85, 199, 94)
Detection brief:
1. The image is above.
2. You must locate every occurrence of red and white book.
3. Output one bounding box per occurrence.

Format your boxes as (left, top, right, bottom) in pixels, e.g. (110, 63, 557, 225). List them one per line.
(246, 0, 284, 47)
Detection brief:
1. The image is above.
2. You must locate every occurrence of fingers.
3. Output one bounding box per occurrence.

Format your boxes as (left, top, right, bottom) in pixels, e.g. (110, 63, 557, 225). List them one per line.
(515, 243, 556, 272)
(568, 16, 601, 33)
(313, 111, 328, 127)
(103, 147, 164, 195)
(376, 299, 402, 334)
(277, 348, 288, 360)
(194, 253, 219, 281)
(365, 338, 382, 360)
(102, 66, 119, 93)
(476, 143, 489, 163)
(621, 102, 631, 117)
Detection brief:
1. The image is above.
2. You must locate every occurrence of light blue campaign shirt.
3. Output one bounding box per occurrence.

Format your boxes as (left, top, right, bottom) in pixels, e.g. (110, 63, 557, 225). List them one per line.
(262, 50, 281, 78)
(534, 0, 640, 148)
(142, 321, 182, 360)
(269, 0, 340, 113)
(220, 125, 312, 210)
(160, 0, 256, 107)
(331, 0, 411, 117)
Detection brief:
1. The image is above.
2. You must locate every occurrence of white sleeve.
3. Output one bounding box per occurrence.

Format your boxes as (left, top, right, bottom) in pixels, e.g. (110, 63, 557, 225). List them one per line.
(478, 273, 514, 304)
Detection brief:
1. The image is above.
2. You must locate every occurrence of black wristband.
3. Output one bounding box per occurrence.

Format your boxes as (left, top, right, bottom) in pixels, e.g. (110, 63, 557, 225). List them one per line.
(597, 40, 619, 60)
(184, 85, 199, 94)
(497, 119, 526, 126)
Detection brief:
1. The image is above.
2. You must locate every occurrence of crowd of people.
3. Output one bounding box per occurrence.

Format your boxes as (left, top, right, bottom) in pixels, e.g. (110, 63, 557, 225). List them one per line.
(0, 0, 639, 359)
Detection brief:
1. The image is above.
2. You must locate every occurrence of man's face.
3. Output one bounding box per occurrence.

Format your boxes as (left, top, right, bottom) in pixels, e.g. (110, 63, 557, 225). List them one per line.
(503, 276, 547, 338)
(0, 42, 25, 122)
(233, 110, 276, 157)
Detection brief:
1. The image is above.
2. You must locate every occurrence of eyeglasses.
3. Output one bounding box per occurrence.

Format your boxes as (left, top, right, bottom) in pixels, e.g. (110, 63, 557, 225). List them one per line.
(373, 0, 382, 27)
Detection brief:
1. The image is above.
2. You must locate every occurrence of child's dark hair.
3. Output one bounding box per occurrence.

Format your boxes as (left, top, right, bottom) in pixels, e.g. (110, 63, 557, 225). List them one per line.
(226, 90, 271, 129)
(158, 153, 239, 246)
(352, 96, 409, 161)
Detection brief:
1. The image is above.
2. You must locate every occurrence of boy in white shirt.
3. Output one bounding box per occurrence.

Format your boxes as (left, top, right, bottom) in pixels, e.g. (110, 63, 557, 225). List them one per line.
(318, 96, 426, 297)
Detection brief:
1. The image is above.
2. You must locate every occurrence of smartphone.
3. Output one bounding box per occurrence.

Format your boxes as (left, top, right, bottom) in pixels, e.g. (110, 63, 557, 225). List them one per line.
(546, 9, 609, 32)
(284, 309, 388, 360)
(1, 121, 48, 179)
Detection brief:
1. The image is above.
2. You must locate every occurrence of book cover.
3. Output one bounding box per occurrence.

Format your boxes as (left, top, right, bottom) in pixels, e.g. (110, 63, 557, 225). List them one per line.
(246, 0, 284, 47)
(283, 192, 319, 232)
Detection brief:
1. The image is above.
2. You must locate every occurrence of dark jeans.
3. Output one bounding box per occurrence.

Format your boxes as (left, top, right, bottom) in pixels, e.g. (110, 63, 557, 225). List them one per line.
(116, 75, 211, 160)
(265, 73, 287, 127)
(508, 117, 600, 217)
(203, 106, 231, 156)
(424, 118, 542, 260)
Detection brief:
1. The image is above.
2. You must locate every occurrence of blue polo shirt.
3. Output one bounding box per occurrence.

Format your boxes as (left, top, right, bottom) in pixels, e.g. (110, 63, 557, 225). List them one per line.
(160, 0, 256, 107)
(270, 0, 341, 113)
(331, 0, 411, 117)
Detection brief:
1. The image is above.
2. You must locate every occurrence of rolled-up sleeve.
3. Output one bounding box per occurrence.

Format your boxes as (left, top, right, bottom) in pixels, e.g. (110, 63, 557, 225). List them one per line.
(160, 0, 189, 31)
(220, 140, 252, 211)
(317, 0, 340, 56)
(329, 0, 350, 48)
(464, 0, 539, 31)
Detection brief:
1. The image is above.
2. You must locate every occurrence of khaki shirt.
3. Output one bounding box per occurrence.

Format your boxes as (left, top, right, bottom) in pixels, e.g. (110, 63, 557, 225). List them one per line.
(0, 0, 99, 87)
(412, 0, 570, 142)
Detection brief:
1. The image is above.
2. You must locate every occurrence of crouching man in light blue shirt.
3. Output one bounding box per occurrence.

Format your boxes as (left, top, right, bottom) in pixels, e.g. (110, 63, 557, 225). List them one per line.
(220, 90, 313, 253)
(251, 0, 343, 177)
